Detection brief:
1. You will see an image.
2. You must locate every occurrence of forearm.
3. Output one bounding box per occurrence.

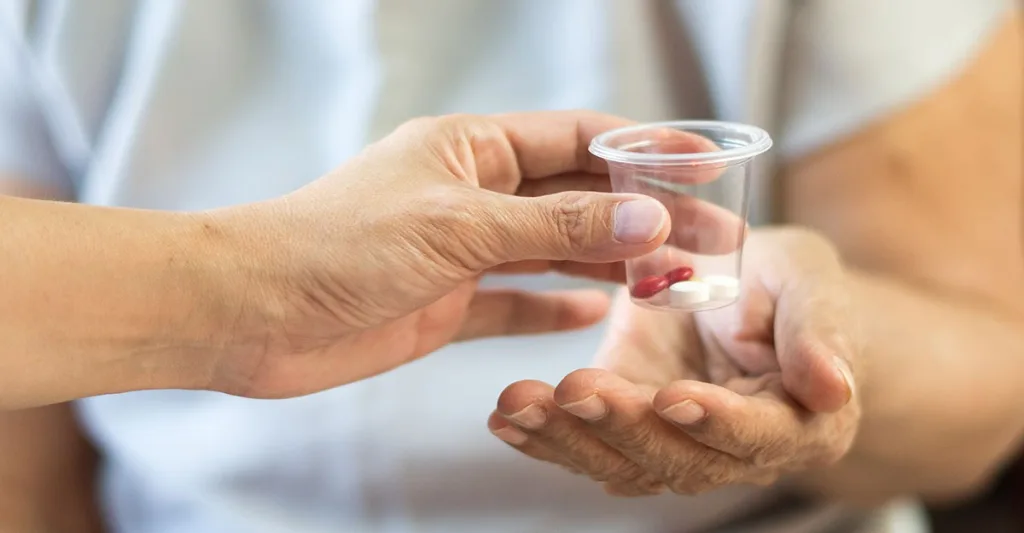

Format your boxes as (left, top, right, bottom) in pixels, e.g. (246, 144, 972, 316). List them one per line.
(780, 13, 1023, 504)
(0, 196, 244, 407)
(0, 181, 104, 531)
(795, 269, 1024, 504)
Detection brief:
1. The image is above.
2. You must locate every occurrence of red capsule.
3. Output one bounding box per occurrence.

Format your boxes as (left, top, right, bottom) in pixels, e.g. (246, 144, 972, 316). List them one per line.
(631, 275, 669, 299)
(665, 266, 694, 284)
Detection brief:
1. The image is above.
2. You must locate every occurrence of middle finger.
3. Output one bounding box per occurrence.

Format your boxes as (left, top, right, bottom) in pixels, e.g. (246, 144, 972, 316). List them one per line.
(553, 368, 751, 495)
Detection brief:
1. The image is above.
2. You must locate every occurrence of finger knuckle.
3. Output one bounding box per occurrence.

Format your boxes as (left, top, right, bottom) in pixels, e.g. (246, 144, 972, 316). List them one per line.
(396, 114, 495, 154)
(667, 477, 711, 496)
(651, 451, 692, 487)
(565, 435, 642, 483)
(549, 192, 595, 255)
(696, 452, 740, 487)
(636, 478, 668, 495)
(559, 463, 584, 476)
(827, 437, 855, 465)
(555, 427, 595, 453)
(603, 463, 652, 488)
(616, 423, 664, 455)
(812, 433, 855, 468)
(582, 453, 643, 484)
(747, 435, 791, 469)
(802, 410, 860, 468)
(665, 448, 739, 495)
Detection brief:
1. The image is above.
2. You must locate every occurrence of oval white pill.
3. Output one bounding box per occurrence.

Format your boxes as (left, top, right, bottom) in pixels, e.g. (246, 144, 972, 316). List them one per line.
(703, 275, 740, 300)
(669, 281, 710, 306)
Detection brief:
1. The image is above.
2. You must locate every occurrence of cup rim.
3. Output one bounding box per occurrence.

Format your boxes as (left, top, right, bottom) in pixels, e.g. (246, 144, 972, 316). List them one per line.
(589, 120, 773, 166)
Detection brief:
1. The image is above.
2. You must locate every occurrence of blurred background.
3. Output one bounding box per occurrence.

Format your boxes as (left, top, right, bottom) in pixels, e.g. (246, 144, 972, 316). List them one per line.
(0, 1, 1021, 533)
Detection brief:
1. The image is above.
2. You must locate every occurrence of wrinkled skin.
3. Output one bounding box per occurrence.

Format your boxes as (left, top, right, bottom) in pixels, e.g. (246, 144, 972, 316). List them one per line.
(490, 228, 862, 496)
(205, 111, 694, 399)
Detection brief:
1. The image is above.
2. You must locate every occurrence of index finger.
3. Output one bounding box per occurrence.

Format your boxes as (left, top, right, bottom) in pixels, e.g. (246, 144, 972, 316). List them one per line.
(492, 110, 635, 177)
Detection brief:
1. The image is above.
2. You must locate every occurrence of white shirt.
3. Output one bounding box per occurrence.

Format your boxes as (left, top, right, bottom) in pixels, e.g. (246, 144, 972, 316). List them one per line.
(0, 1, 1011, 532)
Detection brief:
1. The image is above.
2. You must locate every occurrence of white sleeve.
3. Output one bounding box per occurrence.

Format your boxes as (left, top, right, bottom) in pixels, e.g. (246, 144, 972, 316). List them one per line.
(0, 0, 74, 193)
(777, 0, 1016, 160)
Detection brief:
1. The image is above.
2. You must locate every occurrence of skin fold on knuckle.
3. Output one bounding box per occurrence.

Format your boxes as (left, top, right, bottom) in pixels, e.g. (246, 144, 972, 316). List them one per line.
(644, 452, 694, 493)
(746, 433, 793, 469)
(666, 475, 714, 496)
(805, 415, 859, 469)
(607, 418, 665, 457)
(467, 125, 521, 194)
(396, 114, 516, 190)
(551, 462, 584, 476)
(437, 117, 518, 191)
(556, 436, 644, 486)
(424, 113, 486, 141)
(543, 424, 649, 485)
(593, 459, 652, 489)
(547, 192, 601, 257)
(534, 421, 592, 453)
(666, 448, 740, 495)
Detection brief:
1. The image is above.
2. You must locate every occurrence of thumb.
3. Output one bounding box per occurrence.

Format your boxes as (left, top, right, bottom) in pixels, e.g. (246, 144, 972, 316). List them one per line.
(484, 191, 670, 266)
(755, 230, 858, 413)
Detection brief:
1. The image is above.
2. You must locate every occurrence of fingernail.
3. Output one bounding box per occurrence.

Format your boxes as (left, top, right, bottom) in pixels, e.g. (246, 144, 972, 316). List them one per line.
(505, 404, 547, 430)
(491, 426, 528, 445)
(559, 394, 607, 421)
(834, 357, 855, 402)
(613, 199, 665, 244)
(662, 399, 706, 425)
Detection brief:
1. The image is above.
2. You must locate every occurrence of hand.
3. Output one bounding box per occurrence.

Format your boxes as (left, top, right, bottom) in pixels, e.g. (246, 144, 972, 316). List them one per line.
(204, 111, 681, 398)
(488, 228, 862, 496)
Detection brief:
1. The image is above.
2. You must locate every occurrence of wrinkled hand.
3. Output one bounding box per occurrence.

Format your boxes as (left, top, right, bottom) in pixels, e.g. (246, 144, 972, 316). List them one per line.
(207, 111, 692, 398)
(489, 229, 862, 496)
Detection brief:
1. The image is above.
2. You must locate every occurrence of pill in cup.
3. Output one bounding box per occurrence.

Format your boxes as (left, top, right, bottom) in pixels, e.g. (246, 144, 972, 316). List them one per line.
(589, 121, 772, 312)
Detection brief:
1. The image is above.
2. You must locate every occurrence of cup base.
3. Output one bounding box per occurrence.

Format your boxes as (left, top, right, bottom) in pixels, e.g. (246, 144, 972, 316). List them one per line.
(628, 297, 738, 313)
(591, 120, 768, 316)
(627, 273, 740, 313)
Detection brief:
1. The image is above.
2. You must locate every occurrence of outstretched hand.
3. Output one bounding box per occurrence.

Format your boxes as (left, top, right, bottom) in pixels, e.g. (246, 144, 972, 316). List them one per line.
(489, 229, 862, 496)
(207, 111, 718, 399)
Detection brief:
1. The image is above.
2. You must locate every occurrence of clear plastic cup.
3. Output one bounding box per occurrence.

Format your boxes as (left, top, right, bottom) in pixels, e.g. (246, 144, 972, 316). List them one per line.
(589, 121, 772, 312)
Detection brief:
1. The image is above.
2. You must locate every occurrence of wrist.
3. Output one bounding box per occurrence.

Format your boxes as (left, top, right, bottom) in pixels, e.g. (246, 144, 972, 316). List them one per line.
(161, 207, 286, 395)
(98, 210, 251, 396)
(184, 202, 314, 396)
(89, 207, 277, 398)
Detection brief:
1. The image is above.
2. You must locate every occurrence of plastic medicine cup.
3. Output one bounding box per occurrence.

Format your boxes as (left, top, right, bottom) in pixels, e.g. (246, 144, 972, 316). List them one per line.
(589, 120, 772, 312)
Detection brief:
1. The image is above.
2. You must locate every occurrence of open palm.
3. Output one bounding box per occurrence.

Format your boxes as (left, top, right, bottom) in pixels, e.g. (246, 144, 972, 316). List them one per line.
(488, 229, 862, 496)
